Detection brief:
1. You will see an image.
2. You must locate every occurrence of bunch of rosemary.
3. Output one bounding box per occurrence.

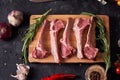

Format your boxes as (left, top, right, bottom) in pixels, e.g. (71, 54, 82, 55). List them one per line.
(22, 9, 52, 64)
(80, 12, 111, 73)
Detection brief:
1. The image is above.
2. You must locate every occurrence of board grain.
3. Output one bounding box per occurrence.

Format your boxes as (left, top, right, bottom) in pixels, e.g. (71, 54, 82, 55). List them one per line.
(28, 15, 110, 63)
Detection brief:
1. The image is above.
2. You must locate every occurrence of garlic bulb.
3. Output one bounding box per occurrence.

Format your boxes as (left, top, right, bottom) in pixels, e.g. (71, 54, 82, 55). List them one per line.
(8, 10, 23, 26)
(11, 64, 30, 80)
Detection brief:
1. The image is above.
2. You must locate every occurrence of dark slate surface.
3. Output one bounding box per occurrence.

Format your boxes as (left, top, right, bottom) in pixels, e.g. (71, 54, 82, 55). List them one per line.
(0, 0, 120, 80)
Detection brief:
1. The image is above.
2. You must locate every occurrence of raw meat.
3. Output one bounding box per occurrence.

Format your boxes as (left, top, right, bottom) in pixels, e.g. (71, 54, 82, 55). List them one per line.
(84, 17, 98, 59)
(32, 20, 50, 58)
(73, 18, 90, 59)
(60, 18, 76, 58)
(50, 19, 65, 63)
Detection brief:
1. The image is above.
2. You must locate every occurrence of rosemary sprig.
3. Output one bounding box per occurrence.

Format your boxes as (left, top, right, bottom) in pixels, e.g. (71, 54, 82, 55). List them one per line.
(81, 12, 111, 73)
(22, 9, 52, 64)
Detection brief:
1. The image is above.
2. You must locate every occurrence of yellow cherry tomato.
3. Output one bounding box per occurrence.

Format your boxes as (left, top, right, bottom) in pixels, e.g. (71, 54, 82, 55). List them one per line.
(117, 1, 120, 6)
(116, 0, 120, 1)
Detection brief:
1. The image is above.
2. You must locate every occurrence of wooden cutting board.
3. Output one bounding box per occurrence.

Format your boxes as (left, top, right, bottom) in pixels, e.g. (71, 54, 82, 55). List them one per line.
(28, 15, 110, 63)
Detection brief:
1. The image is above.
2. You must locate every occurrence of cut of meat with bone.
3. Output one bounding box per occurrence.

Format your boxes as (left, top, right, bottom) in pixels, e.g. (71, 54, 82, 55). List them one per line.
(50, 19, 65, 63)
(32, 20, 50, 59)
(84, 17, 98, 60)
(60, 18, 76, 58)
(73, 18, 91, 59)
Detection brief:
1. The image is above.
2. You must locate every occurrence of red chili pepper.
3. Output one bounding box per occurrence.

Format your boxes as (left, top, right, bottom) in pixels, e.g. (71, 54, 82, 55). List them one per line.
(41, 73, 76, 80)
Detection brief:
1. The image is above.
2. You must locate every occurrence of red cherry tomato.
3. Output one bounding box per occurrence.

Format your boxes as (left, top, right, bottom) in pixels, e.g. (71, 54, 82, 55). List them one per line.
(116, 67, 120, 75)
(114, 60, 120, 67)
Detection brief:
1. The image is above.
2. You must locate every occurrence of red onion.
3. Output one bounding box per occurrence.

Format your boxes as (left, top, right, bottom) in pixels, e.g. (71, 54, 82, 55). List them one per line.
(0, 23, 12, 40)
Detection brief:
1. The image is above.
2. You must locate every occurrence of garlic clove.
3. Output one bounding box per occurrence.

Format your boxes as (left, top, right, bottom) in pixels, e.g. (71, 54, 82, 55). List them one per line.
(17, 64, 30, 75)
(11, 73, 27, 80)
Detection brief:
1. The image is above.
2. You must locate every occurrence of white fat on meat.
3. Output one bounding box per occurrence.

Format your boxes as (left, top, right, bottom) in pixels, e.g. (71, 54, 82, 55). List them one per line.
(84, 17, 98, 59)
(60, 18, 76, 58)
(50, 19, 65, 63)
(73, 18, 90, 59)
(32, 20, 50, 58)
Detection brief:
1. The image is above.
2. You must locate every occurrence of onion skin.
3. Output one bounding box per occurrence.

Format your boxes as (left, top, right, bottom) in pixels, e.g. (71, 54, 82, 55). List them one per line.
(8, 10, 23, 27)
(0, 23, 12, 40)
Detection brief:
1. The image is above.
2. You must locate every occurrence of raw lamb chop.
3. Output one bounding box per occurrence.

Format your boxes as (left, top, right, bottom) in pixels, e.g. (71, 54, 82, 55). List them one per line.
(84, 17, 98, 59)
(60, 18, 76, 58)
(73, 18, 90, 59)
(50, 19, 65, 63)
(32, 20, 50, 58)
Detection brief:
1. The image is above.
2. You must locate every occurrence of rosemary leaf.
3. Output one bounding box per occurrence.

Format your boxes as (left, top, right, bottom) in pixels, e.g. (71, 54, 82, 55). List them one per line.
(22, 9, 52, 64)
(81, 12, 111, 73)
